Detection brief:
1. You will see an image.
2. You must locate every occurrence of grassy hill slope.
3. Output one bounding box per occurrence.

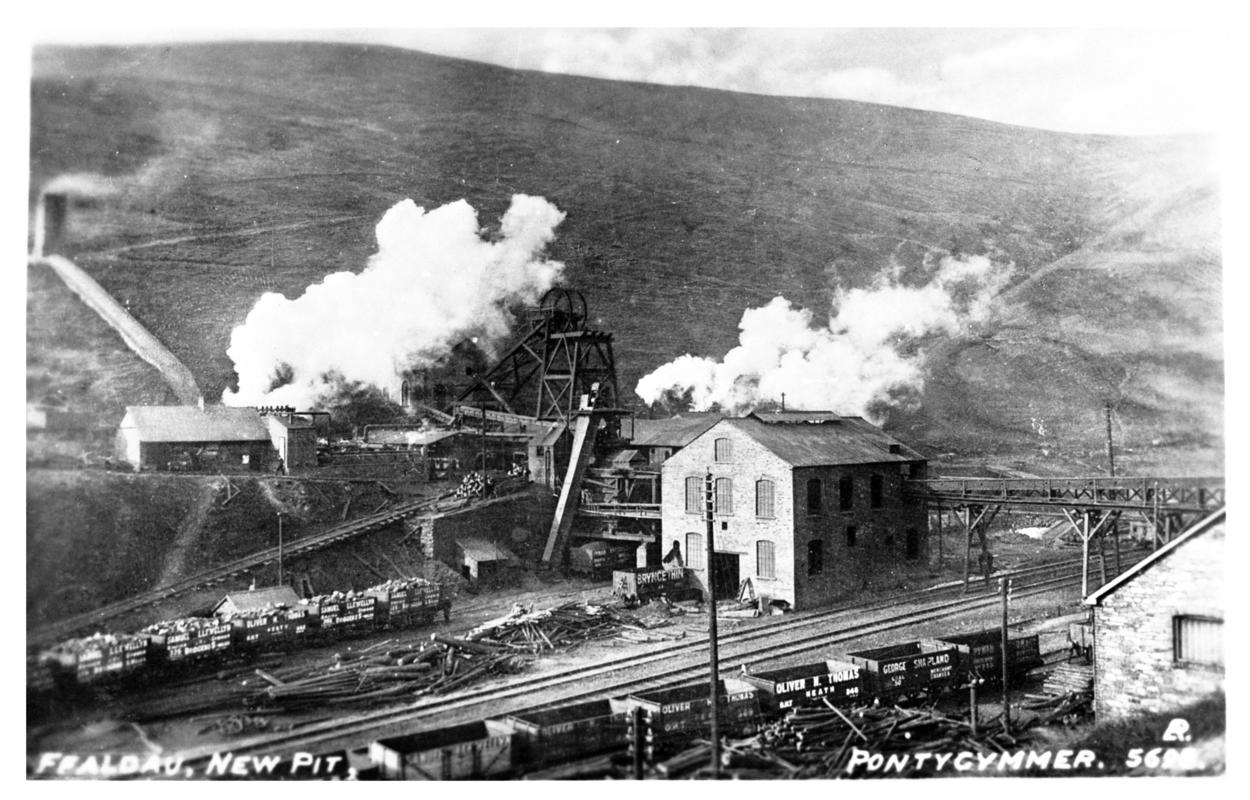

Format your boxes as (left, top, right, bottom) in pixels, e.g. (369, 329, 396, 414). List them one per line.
(28, 42, 1221, 475)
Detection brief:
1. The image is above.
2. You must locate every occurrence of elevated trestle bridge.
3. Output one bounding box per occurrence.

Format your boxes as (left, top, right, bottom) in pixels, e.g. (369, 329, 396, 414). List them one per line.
(905, 476, 1225, 594)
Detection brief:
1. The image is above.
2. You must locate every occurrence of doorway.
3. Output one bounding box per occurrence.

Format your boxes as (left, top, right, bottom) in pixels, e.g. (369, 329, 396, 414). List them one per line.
(710, 552, 740, 601)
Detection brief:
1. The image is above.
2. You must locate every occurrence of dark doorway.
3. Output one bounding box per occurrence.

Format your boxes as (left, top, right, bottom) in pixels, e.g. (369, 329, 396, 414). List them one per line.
(710, 552, 740, 600)
(905, 528, 920, 560)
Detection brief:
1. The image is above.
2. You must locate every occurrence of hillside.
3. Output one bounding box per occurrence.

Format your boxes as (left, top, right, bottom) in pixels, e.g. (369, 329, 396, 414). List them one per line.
(27, 42, 1222, 475)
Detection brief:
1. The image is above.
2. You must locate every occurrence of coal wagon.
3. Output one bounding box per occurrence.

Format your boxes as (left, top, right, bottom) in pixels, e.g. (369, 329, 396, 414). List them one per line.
(739, 659, 864, 712)
(845, 641, 957, 701)
(929, 629, 1043, 687)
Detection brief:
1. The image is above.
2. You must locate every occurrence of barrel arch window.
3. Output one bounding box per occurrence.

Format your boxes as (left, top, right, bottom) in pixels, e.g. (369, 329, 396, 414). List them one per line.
(685, 476, 702, 513)
(715, 477, 733, 515)
(685, 532, 705, 569)
(755, 479, 775, 518)
(756, 540, 776, 579)
(713, 437, 733, 462)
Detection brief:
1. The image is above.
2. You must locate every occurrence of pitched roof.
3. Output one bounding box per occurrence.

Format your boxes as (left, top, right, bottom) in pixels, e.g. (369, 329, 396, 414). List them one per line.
(629, 414, 722, 448)
(456, 536, 518, 562)
(122, 405, 270, 443)
(213, 585, 302, 615)
(721, 415, 923, 467)
(1084, 507, 1225, 606)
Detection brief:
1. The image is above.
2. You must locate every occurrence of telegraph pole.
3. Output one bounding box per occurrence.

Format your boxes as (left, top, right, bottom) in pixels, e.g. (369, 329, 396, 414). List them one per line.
(277, 512, 284, 586)
(1000, 577, 1011, 735)
(705, 470, 722, 778)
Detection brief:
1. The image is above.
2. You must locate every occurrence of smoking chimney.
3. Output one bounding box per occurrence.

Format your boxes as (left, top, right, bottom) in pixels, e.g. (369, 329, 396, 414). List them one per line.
(33, 192, 68, 258)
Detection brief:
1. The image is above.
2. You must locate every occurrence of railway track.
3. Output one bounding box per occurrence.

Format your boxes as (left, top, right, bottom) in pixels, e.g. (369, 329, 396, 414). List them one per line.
(170, 555, 1129, 765)
(28, 485, 527, 647)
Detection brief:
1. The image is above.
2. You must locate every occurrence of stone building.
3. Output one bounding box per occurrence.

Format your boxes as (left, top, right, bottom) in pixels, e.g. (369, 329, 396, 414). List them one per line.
(1084, 508, 1225, 721)
(115, 405, 273, 472)
(660, 411, 928, 609)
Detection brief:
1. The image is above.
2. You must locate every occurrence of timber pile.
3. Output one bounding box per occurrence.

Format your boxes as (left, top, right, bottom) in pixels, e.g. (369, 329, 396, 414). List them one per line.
(466, 602, 632, 652)
(1020, 692, 1092, 727)
(1042, 663, 1093, 695)
(454, 471, 494, 498)
(248, 635, 524, 709)
(653, 701, 1038, 779)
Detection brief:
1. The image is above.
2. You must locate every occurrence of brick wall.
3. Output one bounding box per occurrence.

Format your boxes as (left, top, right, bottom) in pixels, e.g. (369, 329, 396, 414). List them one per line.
(661, 421, 928, 609)
(1092, 525, 1225, 720)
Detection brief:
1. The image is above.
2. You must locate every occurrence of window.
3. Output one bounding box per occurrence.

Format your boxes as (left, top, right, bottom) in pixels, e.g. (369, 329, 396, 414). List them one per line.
(685, 533, 705, 569)
(1173, 615, 1222, 666)
(755, 479, 775, 518)
(846, 525, 858, 547)
(756, 541, 776, 579)
(870, 474, 884, 508)
(808, 540, 824, 575)
(685, 476, 702, 514)
(714, 437, 733, 462)
(806, 478, 823, 514)
(905, 528, 920, 560)
(839, 476, 854, 510)
(715, 477, 733, 515)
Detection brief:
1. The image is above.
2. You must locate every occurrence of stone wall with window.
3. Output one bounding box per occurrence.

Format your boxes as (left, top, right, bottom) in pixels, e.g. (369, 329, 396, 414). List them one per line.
(1091, 524, 1224, 720)
(661, 423, 795, 604)
(791, 462, 928, 608)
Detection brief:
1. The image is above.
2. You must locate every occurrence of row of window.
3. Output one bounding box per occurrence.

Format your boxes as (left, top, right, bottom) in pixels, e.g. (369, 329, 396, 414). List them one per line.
(682, 530, 922, 580)
(684, 475, 885, 516)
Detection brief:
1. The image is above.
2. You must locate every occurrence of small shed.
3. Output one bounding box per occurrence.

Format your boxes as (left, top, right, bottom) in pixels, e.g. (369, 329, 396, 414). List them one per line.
(1084, 508, 1225, 721)
(456, 536, 519, 581)
(213, 586, 303, 617)
(115, 405, 273, 472)
(263, 412, 318, 471)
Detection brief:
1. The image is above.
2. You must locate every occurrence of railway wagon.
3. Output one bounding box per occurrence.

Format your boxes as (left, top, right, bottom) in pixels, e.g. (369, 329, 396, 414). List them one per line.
(845, 641, 957, 700)
(928, 630, 1043, 687)
(739, 659, 864, 712)
(223, 605, 314, 650)
(570, 542, 637, 579)
(366, 577, 440, 628)
(611, 566, 692, 603)
(503, 698, 631, 768)
(45, 633, 150, 685)
(311, 593, 378, 635)
(369, 720, 513, 780)
(141, 618, 232, 664)
(621, 678, 760, 753)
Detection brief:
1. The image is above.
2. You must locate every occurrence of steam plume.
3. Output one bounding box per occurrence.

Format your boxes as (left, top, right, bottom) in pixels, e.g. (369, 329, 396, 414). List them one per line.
(635, 254, 1011, 421)
(224, 195, 566, 409)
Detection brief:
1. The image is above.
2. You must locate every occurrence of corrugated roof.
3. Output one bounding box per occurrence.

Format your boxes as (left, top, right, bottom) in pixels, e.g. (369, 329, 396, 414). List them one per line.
(722, 416, 923, 467)
(457, 536, 518, 562)
(1085, 507, 1224, 606)
(213, 586, 302, 615)
(630, 414, 722, 448)
(123, 405, 270, 443)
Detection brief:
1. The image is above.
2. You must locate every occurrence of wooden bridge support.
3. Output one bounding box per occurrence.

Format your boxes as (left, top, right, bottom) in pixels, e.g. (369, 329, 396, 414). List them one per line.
(1061, 509, 1121, 597)
(959, 504, 1000, 593)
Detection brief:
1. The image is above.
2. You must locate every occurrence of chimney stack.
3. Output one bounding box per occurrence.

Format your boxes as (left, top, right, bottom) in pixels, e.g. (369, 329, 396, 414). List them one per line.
(34, 192, 68, 258)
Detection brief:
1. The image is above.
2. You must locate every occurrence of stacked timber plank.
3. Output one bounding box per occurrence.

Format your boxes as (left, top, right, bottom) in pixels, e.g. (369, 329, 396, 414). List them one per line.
(1043, 663, 1093, 695)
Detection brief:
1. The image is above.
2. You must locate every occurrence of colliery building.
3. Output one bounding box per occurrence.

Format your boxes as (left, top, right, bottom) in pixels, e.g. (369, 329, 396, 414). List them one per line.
(660, 411, 928, 609)
(1085, 508, 1224, 720)
(115, 405, 275, 472)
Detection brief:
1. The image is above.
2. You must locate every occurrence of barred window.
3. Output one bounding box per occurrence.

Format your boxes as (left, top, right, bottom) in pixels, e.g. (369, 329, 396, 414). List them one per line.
(685, 476, 702, 514)
(715, 477, 733, 515)
(686, 533, 705, 569)
(714, 437, 733, 462)
(1174, 615, 1222, 666)
(870, 474, 884, 508)
(756, 541, 776, 579)
(807, 478, 823, 514)
(839, 475, 854, 510)
(808, 540, 824, 575)
(755, 479, 775, 518)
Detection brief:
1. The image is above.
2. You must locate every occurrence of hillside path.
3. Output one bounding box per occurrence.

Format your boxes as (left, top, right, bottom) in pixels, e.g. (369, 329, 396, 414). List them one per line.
(157, 477, 225, 587)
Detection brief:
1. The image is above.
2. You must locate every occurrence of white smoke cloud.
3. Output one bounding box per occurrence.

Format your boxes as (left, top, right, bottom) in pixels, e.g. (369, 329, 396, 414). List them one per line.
(635, 254, 1011, 421)
(223, 194, 566, 409)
